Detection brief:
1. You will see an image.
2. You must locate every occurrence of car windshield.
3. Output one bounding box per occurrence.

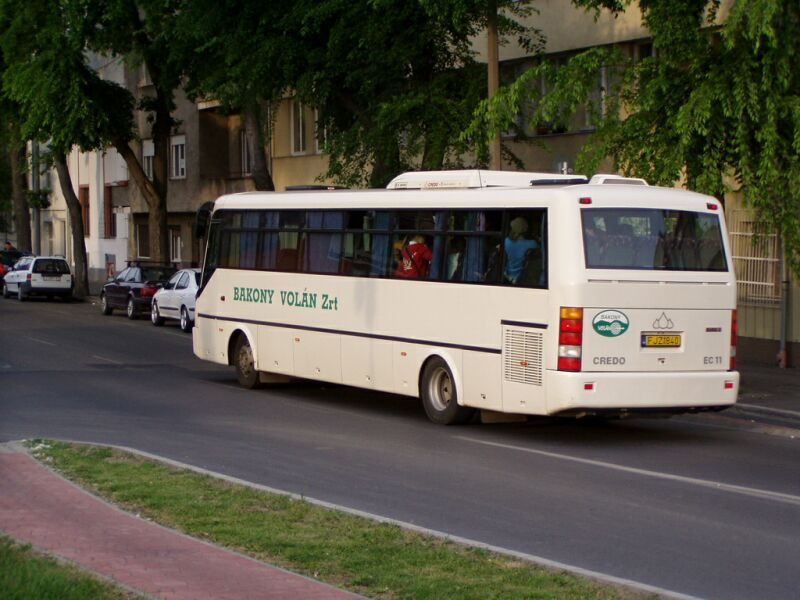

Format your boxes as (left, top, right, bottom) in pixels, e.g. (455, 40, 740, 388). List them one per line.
(33, 259, 70, 275)
(142, 266, 176, 282)
(581, 208, 728, 271)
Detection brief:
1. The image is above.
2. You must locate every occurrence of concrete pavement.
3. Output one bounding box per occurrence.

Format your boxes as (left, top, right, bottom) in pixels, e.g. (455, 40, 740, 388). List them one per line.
(725, 362, 800, 430)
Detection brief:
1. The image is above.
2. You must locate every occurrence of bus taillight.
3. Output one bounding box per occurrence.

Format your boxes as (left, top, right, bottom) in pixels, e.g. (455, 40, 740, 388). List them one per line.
(730, 309, 738, 370)
(558, 307, 583, 371)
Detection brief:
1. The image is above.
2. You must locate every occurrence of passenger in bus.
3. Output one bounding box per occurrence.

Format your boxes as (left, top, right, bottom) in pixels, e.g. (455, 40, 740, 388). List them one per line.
(394, 234, 433, 279)
(503, 217, 538, 284)
(446, 236, 466, 280)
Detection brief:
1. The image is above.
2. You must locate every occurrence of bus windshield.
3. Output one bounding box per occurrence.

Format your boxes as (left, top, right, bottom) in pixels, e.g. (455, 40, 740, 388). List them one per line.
(581, 208, 728, 271)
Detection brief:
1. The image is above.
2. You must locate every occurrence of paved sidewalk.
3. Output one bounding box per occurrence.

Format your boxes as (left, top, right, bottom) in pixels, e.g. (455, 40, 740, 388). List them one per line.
(0, 444, 358, 600)
(727, 361, 800, 428)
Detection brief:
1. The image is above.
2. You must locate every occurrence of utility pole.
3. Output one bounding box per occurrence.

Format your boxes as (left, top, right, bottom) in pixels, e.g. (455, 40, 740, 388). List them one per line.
(31, 141, 41, 255)
(778, 237, 790, 368)
(487, 4, 502, 171)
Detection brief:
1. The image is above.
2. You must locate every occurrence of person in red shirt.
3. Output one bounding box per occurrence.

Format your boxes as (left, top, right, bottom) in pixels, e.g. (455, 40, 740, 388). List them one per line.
(394, 234, 433, 279)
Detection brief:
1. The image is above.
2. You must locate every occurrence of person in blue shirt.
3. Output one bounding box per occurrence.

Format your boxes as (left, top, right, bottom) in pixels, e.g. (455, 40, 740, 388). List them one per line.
(504, 217, 538, 284)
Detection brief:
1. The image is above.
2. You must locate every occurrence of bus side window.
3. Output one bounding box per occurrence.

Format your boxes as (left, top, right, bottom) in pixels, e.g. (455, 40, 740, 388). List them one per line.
(503, 209, 546, 287)
(451, 210, 503, 284)
(199, 219, 220, 292)
(342, 210, 373, 276)
(259, 211, 279, 269)
(277, 211, 303, 272)
(369, 211, 393, 277)
(305, 211, 343, 274)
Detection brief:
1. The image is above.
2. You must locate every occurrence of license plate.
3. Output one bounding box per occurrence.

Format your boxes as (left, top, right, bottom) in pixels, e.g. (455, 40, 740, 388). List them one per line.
(641, 334, 682, 348)
(43, 276, 59, 281)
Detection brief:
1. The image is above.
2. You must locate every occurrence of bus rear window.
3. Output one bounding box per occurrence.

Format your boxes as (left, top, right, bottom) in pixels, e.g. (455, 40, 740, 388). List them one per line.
(582, 208, 727, 271)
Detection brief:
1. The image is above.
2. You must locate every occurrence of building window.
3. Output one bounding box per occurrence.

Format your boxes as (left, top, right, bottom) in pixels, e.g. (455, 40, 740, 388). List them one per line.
(170, 135, 186, 179)
(103, 186, 116, 239)
(137, 223, 150, 258)
(79, 186, 90, 237)
(142, 139, 154, 180)
(138, 64, 153, 88)
(240, 130, 252, 175)
(315, 109, 327, 154)
(169, 226, 182, 263)
(291, 99, 306, 155)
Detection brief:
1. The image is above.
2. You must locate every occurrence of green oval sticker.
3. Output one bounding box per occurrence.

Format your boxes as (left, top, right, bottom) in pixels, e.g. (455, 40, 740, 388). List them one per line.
(592, 310, 629, 337)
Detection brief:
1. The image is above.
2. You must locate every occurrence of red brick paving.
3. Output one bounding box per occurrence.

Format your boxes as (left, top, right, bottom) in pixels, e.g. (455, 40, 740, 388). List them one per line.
(0, 445, 359, 599)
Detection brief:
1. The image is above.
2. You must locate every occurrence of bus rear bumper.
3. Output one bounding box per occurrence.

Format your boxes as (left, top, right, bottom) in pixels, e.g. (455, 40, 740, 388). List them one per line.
(545, 370, 739, 417)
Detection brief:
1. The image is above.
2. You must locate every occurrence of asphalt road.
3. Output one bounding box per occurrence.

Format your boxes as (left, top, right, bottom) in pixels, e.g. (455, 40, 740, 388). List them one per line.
(1, 297, 799, 600)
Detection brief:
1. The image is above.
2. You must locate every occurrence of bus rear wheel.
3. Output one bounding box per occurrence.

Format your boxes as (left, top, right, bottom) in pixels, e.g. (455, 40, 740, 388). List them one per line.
(421, 357, 474, 425)
(234, 336, 259, 389)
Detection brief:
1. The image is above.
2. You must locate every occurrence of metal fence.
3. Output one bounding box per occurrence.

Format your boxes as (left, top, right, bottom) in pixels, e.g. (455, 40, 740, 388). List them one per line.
(727, 209, 782, 307)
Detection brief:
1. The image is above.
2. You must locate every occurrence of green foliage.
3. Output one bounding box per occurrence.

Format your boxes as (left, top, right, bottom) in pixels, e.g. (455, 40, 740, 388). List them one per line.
(468, 0, 800, 274)
(290, 0, 493, 187)
(0, 0, 135, 155)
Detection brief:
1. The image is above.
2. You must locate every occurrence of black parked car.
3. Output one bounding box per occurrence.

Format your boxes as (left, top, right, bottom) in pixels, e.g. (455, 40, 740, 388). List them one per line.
(100, 264, 177, 319)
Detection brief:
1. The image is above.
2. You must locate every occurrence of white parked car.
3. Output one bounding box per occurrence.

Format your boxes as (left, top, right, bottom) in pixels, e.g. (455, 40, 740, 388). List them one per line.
(150, 268, 201, 332)
(2, 256, 73, 301)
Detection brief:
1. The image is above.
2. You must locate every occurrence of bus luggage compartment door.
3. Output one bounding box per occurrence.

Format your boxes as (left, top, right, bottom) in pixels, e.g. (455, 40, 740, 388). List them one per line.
(501, 325, 546, 414)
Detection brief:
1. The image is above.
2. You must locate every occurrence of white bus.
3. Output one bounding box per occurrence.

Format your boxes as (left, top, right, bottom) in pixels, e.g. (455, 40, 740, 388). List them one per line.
(193, 175, 738, 424)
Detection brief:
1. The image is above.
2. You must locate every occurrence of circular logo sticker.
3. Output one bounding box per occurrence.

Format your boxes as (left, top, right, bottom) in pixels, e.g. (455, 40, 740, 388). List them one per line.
(592, 310, 629, 337)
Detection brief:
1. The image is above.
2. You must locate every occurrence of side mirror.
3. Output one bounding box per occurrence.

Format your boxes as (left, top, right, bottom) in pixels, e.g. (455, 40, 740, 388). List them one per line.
(195, 201, 214, 239)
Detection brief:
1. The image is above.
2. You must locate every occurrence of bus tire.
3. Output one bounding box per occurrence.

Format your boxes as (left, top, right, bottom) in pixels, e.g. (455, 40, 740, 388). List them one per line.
(234, 335, 260, 389)
(420, 357, 474, 425)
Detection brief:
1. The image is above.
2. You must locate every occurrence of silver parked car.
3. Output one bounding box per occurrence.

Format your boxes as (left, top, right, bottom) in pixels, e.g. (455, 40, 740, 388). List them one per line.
(150, 268, 201, 332)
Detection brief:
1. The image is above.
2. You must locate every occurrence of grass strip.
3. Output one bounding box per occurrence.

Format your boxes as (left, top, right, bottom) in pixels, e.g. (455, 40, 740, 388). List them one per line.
(31, 440, 649, 599)
(0, 535, 138, 600)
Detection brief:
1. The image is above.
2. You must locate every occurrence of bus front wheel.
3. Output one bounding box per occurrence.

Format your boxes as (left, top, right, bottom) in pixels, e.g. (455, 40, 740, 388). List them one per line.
(421, 357, 474, 425)
(234, 336, 260, 389)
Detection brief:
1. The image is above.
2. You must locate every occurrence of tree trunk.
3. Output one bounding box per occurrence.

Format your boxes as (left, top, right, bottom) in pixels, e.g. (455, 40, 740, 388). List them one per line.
(115, 140, 169, 264)
(369, 140, 401, 188)
(53, 152, 89, 298)
(244, 103, 275, 191)
(9, 143, 31, 252)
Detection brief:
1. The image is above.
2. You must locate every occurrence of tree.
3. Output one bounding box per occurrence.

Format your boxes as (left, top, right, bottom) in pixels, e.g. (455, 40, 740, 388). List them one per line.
(0, 0, 134, 296)
(85, 0, 187, 264)
(285, 0, 494, 187)
(175, 0, 291, 191)
(0, 49, 31, 251)
(468, 0, 800, 274)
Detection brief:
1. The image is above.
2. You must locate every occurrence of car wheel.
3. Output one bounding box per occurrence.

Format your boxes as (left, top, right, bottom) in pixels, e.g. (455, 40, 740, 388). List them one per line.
(151, 301, 164, 326)
(234, 336, 259, 389)
(100, 293, 113, 315)
(126, 297, 137, 320)
(179, 306, 192, 333)
(17, 285, 25, 302)
(2, 283, 9, 299)
(420, 357, 475, 425)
